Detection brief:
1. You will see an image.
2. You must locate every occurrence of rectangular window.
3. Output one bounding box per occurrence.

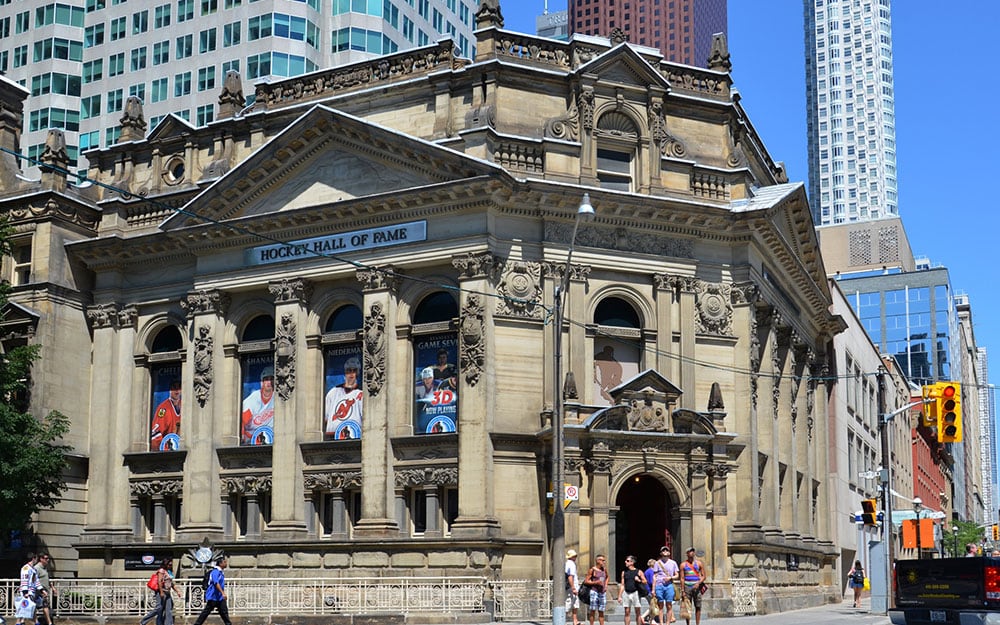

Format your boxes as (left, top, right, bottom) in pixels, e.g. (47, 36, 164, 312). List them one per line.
(106, 126, 121, 145)
(201, 0, 217, 14)
(129, 82, 145, 102)
(132, 10, 148, 33)
(176, 34, 192, 58)
(110, 16, 126, 40)
(154, 4, 170, 28)
(596, 148, 633, 191)
(81, 94, 102, 119)
(224, 0, 240, 7)
(108, 52, 125, 75)
(151, 77, 168, 102)
(196, 103, 214, 125)
(106, 88, 124, 113)
(177, 0, 194, 22)
(247, 52, 270, 78)
(197, 66, 216, 91)
(223, 21, 240, 46)
(199, 28, 217, 52)
(152, 40, 169, 65)
(221, 59, 239, 74)
(248, 14, 272, 40)
(87, 0, 106, 11)
(130, 46, 147, 71)
(174, 71, 191, 96)
(79, 130, 100, 151)
(85, 23, 105, 47)
(10, 241, 31, 287)
(15, 10, 29, 33)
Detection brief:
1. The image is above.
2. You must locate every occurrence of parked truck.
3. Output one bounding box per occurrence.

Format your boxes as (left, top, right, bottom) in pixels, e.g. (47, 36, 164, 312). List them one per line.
(890, 557, 1000, 624)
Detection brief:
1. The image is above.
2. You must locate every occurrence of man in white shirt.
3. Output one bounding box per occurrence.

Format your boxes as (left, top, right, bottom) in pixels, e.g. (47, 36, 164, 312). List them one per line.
(565, 549, 581, 625)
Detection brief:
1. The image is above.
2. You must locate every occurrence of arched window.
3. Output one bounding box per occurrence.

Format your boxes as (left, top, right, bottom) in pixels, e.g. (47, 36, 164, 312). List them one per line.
(593, 296, 643, 405)
(595, 111, 639, 192)
(322, 304, 363, 441)
(239, 314, 275, 446)
(149, 325, 183, 452)
(412, 291, 458, 435)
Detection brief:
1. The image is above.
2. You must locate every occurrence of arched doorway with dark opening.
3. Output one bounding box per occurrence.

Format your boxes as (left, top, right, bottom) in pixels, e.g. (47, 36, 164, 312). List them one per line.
(613, 474, 677, 583)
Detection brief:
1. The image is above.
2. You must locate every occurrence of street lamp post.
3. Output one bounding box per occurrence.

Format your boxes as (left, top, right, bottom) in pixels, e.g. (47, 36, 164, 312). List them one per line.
(913, 497, 923, 560)
(953, 525, 959, 557)
(551, 194, 595, 625)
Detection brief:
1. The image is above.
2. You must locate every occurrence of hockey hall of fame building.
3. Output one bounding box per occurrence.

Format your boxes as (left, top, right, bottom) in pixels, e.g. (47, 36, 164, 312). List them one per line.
(0, 0, 847, 613)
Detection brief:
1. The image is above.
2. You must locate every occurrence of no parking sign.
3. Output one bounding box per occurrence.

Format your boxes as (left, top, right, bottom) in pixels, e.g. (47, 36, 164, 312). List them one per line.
(564, 484, 579, 509)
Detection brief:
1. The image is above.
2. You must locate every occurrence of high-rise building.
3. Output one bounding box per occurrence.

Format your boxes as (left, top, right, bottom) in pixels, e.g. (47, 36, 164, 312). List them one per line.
(567, 0, 726, 66)
(0, 0, 477, 177)
(805, 0, 898, 226)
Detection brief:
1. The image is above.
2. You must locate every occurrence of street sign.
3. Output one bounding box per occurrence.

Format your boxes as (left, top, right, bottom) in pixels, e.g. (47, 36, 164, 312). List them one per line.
(564, 484, 579, 509)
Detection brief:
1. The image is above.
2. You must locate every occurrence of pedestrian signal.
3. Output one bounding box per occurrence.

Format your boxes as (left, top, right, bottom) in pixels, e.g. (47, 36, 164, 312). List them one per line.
(920, 384, 940, 427)
(861, 498, 878, 526)
(936, 382, 963, 443)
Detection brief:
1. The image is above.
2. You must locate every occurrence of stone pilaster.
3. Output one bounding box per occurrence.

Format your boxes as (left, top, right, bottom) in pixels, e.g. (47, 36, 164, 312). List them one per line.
(677, 277, 698, 409)
(265, 277, 312, 538)
(653, 274, 677, 382)
(450, 253, 501, 538)
(589, 445, 613, 558)
(709, 464, 731, 581)
(353, 267, 400, 537)
(177, 289, 229, 538)
(81, 303, 136, 539)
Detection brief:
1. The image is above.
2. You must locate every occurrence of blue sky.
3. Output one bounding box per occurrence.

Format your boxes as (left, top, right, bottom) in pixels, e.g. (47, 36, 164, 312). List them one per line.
(507, 1, 1000, 391)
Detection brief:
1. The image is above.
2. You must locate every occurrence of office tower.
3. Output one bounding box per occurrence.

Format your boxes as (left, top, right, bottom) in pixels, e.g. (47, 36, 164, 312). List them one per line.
(536, 10, 569, 40)
(567, 0, 727, 66)
(805, 0, 898, 226)
(0, 0, 477, 177)
(978, 347, 994, 522)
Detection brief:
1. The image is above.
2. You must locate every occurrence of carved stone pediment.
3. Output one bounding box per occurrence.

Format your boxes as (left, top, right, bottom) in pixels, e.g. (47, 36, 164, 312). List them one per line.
(575, 45, 671, 93)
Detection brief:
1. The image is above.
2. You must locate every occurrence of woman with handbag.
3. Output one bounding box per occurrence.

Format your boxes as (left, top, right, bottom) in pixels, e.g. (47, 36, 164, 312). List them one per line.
(847, 560, 865, 608)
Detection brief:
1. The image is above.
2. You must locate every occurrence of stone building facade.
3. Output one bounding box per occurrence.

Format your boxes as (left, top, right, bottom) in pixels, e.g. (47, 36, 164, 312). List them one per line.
(1, 1, 846, 613)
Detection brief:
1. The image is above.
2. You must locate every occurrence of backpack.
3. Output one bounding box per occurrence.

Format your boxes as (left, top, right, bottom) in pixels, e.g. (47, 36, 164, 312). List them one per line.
(852, 569, 864, 583)
(202, 568, 214, 592)
(146, 571, 160, 592)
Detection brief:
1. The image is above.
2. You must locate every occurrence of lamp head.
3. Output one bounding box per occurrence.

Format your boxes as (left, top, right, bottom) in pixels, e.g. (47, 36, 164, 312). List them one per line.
(953, 525, 959, 533)
(913, 497, 922, 507)
(577, 193, 595, 222)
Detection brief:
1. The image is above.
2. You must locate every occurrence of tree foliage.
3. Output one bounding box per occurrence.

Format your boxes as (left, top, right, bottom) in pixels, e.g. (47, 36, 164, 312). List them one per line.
(0, 218, 71, 544)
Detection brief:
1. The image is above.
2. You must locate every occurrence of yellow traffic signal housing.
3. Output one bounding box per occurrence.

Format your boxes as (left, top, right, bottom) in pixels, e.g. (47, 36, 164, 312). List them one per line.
(936, 382, 963, 443)
(861, 498, 878, 525)
(921, 383, 941, 427)
(993, 524, 999, 542)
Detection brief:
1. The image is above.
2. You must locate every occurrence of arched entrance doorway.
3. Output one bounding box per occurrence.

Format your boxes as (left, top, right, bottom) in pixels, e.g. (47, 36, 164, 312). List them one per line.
(614, 474, 675, 578)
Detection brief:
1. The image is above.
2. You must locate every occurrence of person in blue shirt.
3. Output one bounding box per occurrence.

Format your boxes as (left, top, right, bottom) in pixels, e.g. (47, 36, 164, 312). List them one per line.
(193, 557, 231, 625)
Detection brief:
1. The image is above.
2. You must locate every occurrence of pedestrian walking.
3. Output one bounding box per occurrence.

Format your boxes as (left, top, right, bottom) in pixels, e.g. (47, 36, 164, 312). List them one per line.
(652, 546, 679, 625)
(157, 558, 182, 625)
(34, 553, 56, 625)
(19, 553, 39, 599)
(566, 549, 581, 625)
(846, 560, 865, 608)
(584, 554, 609, 625)
(680, 548, 707, 625)
(192, 557, 232, 625)
(617, 555, 646, 625)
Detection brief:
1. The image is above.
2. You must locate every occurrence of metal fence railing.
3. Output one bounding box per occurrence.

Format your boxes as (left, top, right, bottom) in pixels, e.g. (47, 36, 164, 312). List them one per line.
(3, 577, 755, 620)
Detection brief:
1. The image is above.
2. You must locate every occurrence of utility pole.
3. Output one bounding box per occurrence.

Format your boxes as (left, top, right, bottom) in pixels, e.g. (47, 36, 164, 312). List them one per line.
(877, 365, 892, 612)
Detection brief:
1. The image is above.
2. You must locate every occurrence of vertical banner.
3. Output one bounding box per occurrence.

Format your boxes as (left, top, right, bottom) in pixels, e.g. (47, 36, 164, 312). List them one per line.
(150, 364, 182, 451)
(240, 354, 275, 445)
(323, 344, 363, 440)
(413, 333, 458, 434)
(593, 339, 640, 406)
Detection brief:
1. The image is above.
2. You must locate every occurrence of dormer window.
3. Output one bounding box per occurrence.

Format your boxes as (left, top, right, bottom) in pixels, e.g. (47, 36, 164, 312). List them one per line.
(594, 110, 639, 192)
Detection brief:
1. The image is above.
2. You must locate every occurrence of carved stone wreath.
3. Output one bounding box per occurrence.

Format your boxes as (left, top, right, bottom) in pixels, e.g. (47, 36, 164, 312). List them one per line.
(496, 260, 542, 318)
(695, 281, 733, 335)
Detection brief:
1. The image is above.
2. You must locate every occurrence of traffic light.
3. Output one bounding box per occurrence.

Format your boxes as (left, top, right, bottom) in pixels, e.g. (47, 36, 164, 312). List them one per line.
(861, 498, 878, 525)
(993, 524, 999, 542)
(936, 382, 963, 443)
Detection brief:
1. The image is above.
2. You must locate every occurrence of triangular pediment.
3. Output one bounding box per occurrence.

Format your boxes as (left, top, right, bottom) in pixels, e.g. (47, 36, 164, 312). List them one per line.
(608, 368, 683, 401)
(576, 43, 670, 91)
(146, 113, 197, 141)
(163, 105, 502, 229)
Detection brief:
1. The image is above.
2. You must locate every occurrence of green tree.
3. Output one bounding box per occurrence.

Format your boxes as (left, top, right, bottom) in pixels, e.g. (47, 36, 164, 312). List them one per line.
(0, 218, 71, 545)
(945, 519, 985, 557)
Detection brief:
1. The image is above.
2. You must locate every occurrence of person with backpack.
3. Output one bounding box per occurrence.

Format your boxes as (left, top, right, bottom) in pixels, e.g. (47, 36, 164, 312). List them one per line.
(847, 560, 865, 608)
(193, 556, 231, 625)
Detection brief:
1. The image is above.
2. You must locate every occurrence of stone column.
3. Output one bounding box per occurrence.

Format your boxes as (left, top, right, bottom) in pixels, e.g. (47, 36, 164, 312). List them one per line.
(450, 253, 500, 538)
(689, 463, 710, 550)
(677, 278, 698, 410)
(811, 358, 831, 539)
(82, 304, 136, 539)
(709, 464, 731, 581)
(329, 490, 347, 539)
(265, 278, 312, 538)
(353, 267, 399, 537)
(653, 275, 677, 381)
(152, 495, 169, 541)
(424, 486, 442, 538)
(589, 447, 614, 559)
(394, 488, 408, 537)
(177, 290, 229, 538)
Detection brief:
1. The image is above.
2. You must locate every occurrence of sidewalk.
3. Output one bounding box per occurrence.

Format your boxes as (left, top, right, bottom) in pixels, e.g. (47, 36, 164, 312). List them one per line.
(668, 597, 890, 625)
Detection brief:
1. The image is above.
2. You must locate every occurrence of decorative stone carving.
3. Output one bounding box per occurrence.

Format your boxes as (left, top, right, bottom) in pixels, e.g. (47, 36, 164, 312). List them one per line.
(546, 222, 693, 259)
(274, 312, 295, 401)
(545, 99, 580, 141)
(609, 27, 628, 45)
(117, 305, 138, 330)
(771, 330, 781, 421)
(193, 325, 213, 407)
(649, 96, 687, 158)
(579, 86, 595, 131)
(452, 252, 495, 279)
(304, 471, 362, 491)
(356, 267, 398, 292)
(181, 290, 230, 317)
(563, 371, 579, 400)
(87, 303, 120, 330)
(474, 0, 503, 29)
(363, 302, 387, 397)
(222, 475, 272, 494)
(496, 260, 543, 319)
(695, 281, 733, 335)
(119, 96, 147, 142)
(626, 394, 667, 431)
(218, 69, 245, 119)
(129, 479, 183, 496)
(269, 277, 312, 304)
(731, 282, 759, 306)
(708, 382, 725, 411)
(589, 457, 614, 474)
(394, 467, 459, 487)
(460, 295, 485, 387)
(707, 33, 732, 73)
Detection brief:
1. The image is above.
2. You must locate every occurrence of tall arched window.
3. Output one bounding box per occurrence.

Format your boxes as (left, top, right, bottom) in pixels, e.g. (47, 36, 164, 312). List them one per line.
(322, 304, 363, 441)
(593, 296, 643, 405)
(149, 325, 183, 452)
(411, 291, 458, 435)
(595, 111, 639, 192)
(239, 314, 275, 446)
